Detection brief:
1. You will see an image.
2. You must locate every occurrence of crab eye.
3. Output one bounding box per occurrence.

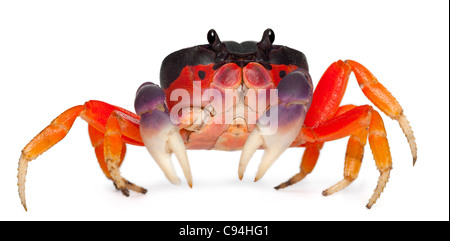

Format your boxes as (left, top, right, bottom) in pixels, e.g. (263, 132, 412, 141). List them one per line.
(279, 70, 286, 78)
(266, 29, 275, 44)
(207, 29, 217, 45)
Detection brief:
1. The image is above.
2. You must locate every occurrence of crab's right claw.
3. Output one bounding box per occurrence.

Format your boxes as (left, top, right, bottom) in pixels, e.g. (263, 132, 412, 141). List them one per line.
(238, 69, 313, 181)
(135, 82, 192, 187)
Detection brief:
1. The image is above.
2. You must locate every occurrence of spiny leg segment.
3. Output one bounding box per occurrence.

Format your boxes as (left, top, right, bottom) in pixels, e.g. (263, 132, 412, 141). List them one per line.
(322, 127, 368, 196)
(346, 60, 416, 164)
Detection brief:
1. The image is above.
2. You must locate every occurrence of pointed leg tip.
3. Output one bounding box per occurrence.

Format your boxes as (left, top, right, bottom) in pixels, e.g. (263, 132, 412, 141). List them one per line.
(322, 189, 333, 196)
(20, 199, 28, 212)
(413, 157, 417, 166)
(121, 188, 130, 197)
(124, 180, 148, 195)
(274, 182, 288, 190)
(274, 172, 307, 191)
(322, 179, 353, 197)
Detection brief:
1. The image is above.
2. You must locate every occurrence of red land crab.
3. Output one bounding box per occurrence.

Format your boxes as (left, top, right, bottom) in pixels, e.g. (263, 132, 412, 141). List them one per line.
(18, 29, 417, 211)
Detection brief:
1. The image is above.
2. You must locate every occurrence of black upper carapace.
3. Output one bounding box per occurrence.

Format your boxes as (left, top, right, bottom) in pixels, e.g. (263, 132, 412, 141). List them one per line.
(160, 29, 308, 89)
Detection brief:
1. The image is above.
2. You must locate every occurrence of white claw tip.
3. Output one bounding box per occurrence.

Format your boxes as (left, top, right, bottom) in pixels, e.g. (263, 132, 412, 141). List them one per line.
(141, 125, 192, 189)
(170, 177, 182, 185)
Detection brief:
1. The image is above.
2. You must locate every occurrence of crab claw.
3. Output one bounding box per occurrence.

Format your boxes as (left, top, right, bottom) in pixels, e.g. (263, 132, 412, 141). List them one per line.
(239, 69, 313, 181)
(135, 82, 192, 187)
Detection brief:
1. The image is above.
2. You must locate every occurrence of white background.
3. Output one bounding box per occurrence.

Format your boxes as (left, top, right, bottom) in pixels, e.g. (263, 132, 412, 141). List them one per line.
(1, 0, 448, 221)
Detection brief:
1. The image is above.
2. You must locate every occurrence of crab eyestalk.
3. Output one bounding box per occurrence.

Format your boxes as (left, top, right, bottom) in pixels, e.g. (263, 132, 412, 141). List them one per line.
(207, 29, 225, 53)
(257, 28, 275, 51)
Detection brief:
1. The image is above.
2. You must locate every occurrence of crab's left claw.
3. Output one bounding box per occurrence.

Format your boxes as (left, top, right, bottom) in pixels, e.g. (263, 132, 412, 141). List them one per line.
(239, 69, 313, 181)
(135, 82, 192, 187)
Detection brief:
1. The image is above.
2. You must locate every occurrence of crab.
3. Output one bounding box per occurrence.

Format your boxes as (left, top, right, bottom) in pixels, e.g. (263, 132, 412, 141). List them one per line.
(18, 29, 417, 211)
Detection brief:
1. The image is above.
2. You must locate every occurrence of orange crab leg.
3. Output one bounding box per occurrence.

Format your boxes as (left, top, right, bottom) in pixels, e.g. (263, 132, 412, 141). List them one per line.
(346, 60, 416, 164)
(20, 105, 85, 163)
(18, 100, 144, 211)
(309, 109, 392, 208)
(274, 141, 323, 190)
(276, 104, 356, 190)
(366, 110, 392, 208)
(18, 105, 84, 211)
(298, 105, 393, 207)
(304, 60, 416, 164)
(103, 111, 147, 196)
(307, 107, 393, 208)
(346, 60, 402, 119)
(344, 127, 369, 179)
(276, 60, 415, 208)
(322, 127, 368, 196)
(88, 125, 125, 180)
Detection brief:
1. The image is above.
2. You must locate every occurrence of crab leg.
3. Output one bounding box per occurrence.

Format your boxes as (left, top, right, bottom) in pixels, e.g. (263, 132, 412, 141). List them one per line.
(88, 125, 147, 195)
(18, 105, 84, 211)
(319, 109, 392, 209)
(88, 124, 125, 180)
(304, 60, 416, 164)
(274, 60, 414, 208)
(365, 110, 392, 208)
(321, 127, 368, 196)
(106, 112, 148, 195)
(301, 105, 392, 208)
(275, 105, 357, 190)
(135, 82, 192, 187)
(238, 69, 313, 181)
(346, 60, 416, 164)
(18, 101, 145, 211)
(274, 142, 323, 190)
(303, 60, 352, 128)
